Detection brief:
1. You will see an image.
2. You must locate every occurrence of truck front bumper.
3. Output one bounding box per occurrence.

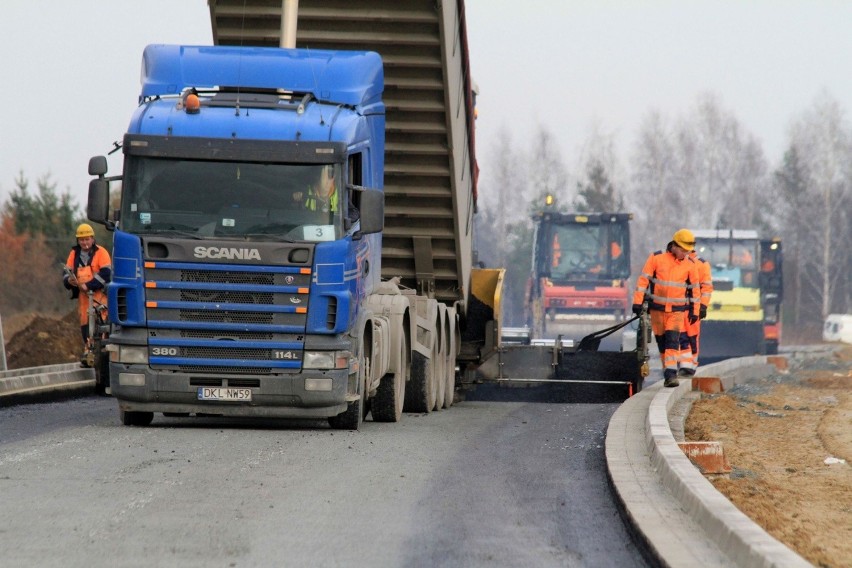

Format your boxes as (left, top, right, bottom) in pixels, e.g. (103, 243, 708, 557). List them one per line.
(110, 363, 350, 419)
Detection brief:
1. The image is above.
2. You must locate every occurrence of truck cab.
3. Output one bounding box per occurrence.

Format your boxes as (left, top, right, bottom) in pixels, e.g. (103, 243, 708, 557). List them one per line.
(87, 45, 386, 425)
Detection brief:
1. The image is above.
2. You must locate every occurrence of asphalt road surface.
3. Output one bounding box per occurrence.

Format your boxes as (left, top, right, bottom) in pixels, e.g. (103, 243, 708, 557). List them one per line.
(0, 388, 650, 568)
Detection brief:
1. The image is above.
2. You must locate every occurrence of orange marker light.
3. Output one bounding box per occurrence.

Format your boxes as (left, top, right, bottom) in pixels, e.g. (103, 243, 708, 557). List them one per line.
(185, 93, 201, 114)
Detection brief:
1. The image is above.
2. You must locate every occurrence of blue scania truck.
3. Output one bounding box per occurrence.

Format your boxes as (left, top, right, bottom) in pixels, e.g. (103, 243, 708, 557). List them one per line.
(86, 1, 493, 429)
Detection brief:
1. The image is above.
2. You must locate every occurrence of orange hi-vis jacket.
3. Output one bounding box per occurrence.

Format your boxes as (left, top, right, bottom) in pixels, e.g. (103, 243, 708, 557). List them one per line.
(633, 250, 700, 316)
(64, 244, 112, 326)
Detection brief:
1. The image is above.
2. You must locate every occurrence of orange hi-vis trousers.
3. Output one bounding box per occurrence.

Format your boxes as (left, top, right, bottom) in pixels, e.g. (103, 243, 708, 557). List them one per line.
(650, 310, 687, 374)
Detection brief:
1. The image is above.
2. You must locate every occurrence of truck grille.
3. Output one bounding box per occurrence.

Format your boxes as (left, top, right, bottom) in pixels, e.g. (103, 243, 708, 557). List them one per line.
(143, 261, 311, 374)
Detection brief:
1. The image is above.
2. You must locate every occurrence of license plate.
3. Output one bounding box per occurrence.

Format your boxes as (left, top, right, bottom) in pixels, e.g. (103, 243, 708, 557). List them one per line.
(197, 387, 252, 401)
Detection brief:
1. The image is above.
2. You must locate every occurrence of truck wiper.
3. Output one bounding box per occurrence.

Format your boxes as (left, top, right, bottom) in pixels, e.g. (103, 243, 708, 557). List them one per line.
(140, 224, 204, 240)
(244, 222, 298, 235)
(152, 230, 203, 240)
(243, 234, 297, 243)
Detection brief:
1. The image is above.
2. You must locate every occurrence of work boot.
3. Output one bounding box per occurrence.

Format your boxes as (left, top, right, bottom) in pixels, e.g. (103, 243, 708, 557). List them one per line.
(663, 369, 679, 388)
(677, 368, 695, 378)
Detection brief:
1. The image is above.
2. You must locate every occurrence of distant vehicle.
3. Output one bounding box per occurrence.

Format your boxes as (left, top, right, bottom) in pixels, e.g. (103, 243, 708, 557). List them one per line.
(823, 314, 852, 344)
(525, 198, 633, 340)
(693, 229, 783, 360)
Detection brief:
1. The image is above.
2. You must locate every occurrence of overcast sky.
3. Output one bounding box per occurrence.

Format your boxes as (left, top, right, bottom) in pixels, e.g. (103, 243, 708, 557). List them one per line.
(3, 1, 852, 210)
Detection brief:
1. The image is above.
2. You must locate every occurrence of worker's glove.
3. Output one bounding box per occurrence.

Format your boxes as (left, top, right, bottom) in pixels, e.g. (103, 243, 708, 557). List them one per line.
(632, 303, 644, 316)
(688, 312, 699, 325)
(699, 305, 707, 320)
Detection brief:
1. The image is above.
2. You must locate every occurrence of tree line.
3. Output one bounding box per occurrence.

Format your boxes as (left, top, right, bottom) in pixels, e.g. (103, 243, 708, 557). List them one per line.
(474, 91, 852, 341)
(2, 91, 849, 342)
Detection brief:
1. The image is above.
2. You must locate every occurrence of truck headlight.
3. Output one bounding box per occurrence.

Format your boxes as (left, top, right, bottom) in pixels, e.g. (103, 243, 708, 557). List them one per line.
(110, 345, 148, 364)
(302, 350, 350, 370)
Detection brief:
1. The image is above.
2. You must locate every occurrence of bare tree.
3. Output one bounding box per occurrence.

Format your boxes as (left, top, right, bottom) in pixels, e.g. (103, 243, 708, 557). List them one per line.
(628, 109, 679, 257)
(671, 93, 767, 231)
(525, 124, 571, 213)
(476, 125, 526, 268)
(787, 91, 852, 320)
(574, 125, 625, 212)
(773, 144, 811, 327)
(474, 125, 541, 324)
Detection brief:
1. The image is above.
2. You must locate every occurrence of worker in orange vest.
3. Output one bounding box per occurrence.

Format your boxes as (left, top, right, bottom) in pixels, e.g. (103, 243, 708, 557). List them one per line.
(63, 224, 112, 355)
(632, 229, 701, 387)
(679, 248, 713, 377)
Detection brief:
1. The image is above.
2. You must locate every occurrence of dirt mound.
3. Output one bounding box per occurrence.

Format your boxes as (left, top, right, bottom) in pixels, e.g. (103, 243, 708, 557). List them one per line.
(3, 311, 81, 369)
(685, 345, 852, 567)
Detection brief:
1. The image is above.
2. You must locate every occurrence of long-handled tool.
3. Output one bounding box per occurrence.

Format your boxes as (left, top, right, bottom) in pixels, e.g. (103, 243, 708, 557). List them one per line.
(576, 315, 639, 352)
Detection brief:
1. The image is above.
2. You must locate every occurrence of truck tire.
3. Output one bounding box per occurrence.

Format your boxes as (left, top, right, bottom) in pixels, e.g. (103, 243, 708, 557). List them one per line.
(329, 338, 369, 430)
(120, 409, 154, 427)
(404, 350, 433, 414)
(372, 372, 403, 422)
(95, 349, 110, 397)
(433, 331, 445, 412)
(328, 392, 364, 430)
(372, 333, 408, 422)
(443, 338, 456, 409)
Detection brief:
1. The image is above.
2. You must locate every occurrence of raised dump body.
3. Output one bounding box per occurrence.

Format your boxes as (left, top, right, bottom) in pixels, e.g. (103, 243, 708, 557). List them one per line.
(209, 0, 477, 310)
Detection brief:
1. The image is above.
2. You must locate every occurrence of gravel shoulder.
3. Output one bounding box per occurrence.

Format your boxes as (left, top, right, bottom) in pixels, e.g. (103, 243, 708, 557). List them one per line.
(685, 345, 852, 567)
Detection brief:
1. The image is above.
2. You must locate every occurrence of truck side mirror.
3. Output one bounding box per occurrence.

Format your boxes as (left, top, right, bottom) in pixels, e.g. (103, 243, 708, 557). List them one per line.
(87, 178, 111, 228)
(89, 155, 108, 176)
(354, 188, 384, 238)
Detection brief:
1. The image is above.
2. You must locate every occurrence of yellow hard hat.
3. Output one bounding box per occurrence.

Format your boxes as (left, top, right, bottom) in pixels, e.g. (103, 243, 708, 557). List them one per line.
(672, 228, 696, 251)
(76, 223, 95, 239)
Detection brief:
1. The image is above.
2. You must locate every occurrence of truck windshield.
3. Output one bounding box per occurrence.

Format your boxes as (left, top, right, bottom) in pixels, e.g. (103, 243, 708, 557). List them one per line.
(119, 157, 343, 242)
(697, 239, 759, 288)
(547, 222, 630, 280)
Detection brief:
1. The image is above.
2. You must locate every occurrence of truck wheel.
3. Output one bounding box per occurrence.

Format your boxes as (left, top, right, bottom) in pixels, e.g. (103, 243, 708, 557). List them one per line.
(372, 333, 408, 422)
(433, 334, 445, 412)
(404, 350, 434, 414)
(120, 409, 154, 427)
(95, 349, 110, 396)
(329, 339, 369, 430)
(443, 331, 456, 409)
(372, 373, 403, 422)
(328, 392, 364, 430)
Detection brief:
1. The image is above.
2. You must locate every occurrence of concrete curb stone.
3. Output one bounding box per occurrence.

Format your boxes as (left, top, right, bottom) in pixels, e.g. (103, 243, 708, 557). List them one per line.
(0, 363, 94, 405)
(608, 354, 816, 567)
